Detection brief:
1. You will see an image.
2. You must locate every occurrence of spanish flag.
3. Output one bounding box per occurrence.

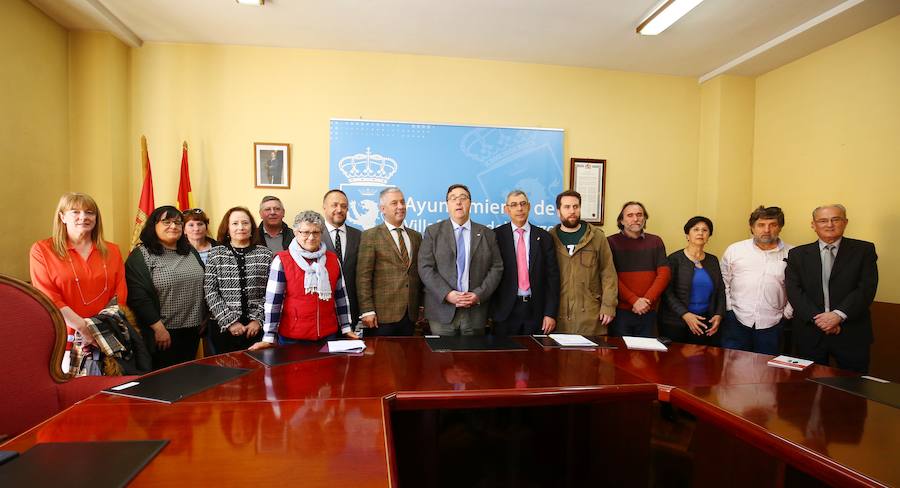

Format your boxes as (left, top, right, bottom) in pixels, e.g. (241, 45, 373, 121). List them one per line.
(176, 141, 194, 211)
(131, 136, 156, 247)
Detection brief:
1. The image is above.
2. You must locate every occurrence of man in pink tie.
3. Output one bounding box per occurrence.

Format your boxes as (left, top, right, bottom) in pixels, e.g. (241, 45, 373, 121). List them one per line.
(491, 190, 560, 335)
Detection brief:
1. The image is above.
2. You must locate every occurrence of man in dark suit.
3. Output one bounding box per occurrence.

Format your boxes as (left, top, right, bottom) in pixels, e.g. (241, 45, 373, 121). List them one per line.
(785, 204, 878, 373)
(491, 190, 560, 335)
(356, 187, 423, 336)
(321, 189, 362, 328)
(418, 184, 503, 335)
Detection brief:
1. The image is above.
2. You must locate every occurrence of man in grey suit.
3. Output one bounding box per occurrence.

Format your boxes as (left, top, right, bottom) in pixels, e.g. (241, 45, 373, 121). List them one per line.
(321, 189, 362, 328)
(418, 184, 504, 335)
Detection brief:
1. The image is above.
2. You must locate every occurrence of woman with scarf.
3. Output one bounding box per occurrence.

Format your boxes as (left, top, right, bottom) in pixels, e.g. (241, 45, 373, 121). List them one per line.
(249, 210, 358, 350)
(30, 192, 128, 374)
(204, 207, 273, 353)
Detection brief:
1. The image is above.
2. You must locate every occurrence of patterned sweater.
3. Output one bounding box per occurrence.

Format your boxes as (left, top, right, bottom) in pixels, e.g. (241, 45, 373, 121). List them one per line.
(607, 232, 671, 310)
(204, 245, 273, 330)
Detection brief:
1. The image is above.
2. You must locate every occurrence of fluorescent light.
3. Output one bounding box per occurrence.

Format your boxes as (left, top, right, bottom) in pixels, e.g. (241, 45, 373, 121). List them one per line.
(637, 0, 704, 35)
(236, 0, 264, 5)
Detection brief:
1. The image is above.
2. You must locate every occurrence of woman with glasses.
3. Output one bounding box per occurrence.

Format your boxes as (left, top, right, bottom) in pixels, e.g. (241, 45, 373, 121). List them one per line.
(204, 207, 273, 353)
(126, 206, 206, 369)
(29, 192, 128, 373)
(249, 210, 358, 351)
(659, 216, 725, 345)
(182, 208, 218, 264)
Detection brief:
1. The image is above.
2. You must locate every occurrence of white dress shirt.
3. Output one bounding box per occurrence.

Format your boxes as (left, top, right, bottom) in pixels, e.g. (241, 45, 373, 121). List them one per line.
(385, 221, 412, 261)
(721, 238, 793, 329)
(324, 221, 347, 260)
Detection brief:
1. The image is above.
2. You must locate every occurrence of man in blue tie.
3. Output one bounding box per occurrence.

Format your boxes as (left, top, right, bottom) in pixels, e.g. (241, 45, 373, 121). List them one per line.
(418, 184, 503, 335)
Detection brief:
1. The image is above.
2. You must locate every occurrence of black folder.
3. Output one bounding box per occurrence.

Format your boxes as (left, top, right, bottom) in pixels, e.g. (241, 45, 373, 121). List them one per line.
(425, 335, 527, 352)
(103, 363, 251, 403)
(245, 345, 336, 367)
(0, 440, 167, 487)
(531, 335, 617, 349)
(809, 376, 900, 409)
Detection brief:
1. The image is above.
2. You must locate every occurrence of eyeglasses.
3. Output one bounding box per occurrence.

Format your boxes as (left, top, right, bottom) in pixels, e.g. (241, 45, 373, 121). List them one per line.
(160, 219, 184, 227)
(448, 194, 470, 202)
(296, 230, 322, 238)
(506, 201, 529, 209)
(814, 217, 846, 225)
(182, 208, 204, 215)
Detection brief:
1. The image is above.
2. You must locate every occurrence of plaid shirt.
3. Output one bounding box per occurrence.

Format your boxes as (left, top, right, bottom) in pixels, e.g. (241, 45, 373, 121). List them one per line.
(262, 255, 352, 343)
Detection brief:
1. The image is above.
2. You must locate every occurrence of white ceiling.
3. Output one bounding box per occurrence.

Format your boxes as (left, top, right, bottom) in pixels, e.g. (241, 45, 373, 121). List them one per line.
(29, 0, 900, 80)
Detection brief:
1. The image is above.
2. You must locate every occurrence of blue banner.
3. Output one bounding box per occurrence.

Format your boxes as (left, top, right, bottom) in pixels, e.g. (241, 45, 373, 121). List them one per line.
(329, 120, 564, 232)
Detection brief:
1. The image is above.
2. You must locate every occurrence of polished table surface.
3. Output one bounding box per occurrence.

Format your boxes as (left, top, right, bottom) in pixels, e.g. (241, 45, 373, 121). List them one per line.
(2, 336, 886, 487)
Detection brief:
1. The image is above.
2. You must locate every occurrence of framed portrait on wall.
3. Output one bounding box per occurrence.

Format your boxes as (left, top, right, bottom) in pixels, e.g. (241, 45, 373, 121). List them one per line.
(254, 142, 291, 189)
(569, 158, 606, 224)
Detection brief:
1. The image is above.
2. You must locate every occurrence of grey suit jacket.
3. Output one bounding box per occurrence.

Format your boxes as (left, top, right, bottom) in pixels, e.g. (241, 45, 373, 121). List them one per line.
(418, 219, 504, 325)
(323, 224, 362, 323)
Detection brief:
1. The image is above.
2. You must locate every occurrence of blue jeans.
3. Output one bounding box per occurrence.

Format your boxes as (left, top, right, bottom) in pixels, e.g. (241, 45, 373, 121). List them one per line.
(608, 309, 657, 337)
(277, 332, 337, 346)
(720, 311, 783, 355)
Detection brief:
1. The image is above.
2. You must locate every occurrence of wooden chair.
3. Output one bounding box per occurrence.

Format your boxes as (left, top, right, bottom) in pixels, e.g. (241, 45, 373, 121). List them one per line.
(0, 274, 138, 440)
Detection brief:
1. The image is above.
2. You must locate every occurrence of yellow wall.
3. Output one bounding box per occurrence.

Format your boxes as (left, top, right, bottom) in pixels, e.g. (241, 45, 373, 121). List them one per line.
(0, 0, 69, 280)
(698, 75, 756, 256)
(129, 44, 701, 252)
(754, 15, 900, 302)
(69, 31, 131, 247)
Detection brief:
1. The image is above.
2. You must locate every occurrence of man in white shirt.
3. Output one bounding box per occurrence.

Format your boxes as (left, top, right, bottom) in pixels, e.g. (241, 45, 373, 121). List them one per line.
(356, 187, 423, 336)
(321, 189, 361, 327)
(720, 206, 793, 355)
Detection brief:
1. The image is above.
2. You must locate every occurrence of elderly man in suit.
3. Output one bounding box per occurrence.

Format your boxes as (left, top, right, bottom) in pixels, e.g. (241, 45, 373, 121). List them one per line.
(491, 190, 560, 336)
(356, 187, 423, 336)
(418, 184, 503, 336)
(785, 204, 878, 373)
(321, 189, 362, 328)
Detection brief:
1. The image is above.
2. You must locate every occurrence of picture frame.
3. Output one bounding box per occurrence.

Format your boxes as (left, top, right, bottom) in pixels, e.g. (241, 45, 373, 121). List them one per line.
(569, 158, 606, 224)
(254, 142, 291, 189)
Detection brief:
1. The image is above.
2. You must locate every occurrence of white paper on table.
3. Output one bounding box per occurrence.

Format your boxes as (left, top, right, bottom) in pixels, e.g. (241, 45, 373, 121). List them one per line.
(548, 334, 598, 347)
(622, 336, 668, 352)
(327, 340, 366, 353)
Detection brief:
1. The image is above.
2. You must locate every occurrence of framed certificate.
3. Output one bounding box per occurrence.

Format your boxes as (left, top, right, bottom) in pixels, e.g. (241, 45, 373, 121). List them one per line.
(569, 158, 606, 224)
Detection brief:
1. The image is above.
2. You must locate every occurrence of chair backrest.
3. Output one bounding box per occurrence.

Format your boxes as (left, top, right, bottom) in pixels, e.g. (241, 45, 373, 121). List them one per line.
(0, 274, 68, 437)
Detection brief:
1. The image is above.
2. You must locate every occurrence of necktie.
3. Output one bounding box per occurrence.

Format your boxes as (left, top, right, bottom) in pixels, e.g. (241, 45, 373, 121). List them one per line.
(334, 228, 343, 262)
(516, 228, 530, 293)
(456, 226, 467, 291)
(394, 228, 409, 267)
(822, 244, 834, 311)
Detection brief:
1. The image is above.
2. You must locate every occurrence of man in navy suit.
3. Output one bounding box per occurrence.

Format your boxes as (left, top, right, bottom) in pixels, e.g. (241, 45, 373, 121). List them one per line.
(785, 204, 878, 373)
(321, 189, 362, 329)
(491, 190, 560, 335)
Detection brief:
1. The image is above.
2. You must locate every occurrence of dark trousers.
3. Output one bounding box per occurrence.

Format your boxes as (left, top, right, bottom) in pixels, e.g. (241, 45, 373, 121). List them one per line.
(720, 311, 782, 356)
(658, 318, 720, 346)
(796, 327, 870, 374)
(493, 297, 543, 336)
(277, 332, 338, 346)
(364, 313, 415, 336)
(608, 309, 656, 338)
(153, 326, 201, 370)
(210, 321, 262, 354)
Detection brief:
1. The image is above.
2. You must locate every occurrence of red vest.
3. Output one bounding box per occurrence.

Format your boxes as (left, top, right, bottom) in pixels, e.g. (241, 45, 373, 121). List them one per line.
(276, 250, 342, 340)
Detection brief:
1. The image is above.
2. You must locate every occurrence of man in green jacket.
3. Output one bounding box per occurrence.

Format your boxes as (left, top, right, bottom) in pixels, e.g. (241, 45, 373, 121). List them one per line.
(549, 190, 618, 335)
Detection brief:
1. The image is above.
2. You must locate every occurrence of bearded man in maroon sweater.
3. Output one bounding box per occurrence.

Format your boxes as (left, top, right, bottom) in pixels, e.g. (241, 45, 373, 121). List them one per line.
(607, 201, 671, 337)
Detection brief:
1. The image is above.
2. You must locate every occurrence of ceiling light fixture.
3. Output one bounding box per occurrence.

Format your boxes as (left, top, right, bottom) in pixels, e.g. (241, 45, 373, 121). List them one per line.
(236, 0, 264, 5)
(637, 0, 704, 35)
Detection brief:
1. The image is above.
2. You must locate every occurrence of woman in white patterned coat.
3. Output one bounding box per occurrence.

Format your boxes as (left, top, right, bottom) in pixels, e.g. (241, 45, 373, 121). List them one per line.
(204, 207, 273, 353)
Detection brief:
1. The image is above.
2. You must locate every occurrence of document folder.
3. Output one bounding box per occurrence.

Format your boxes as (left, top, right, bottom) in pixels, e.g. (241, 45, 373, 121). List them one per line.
(103, 363, 251, 403)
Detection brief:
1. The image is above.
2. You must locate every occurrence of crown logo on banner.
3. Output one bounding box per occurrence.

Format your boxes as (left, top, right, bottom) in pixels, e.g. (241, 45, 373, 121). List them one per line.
(339, 147, 398, 188)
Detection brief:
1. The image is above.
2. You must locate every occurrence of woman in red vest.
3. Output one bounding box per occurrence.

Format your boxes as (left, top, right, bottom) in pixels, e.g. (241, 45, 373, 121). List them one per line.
(249, 210, 358, 350)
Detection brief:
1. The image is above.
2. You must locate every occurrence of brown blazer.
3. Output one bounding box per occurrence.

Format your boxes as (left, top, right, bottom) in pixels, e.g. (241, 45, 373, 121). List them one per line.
(356, 224, 423, 323)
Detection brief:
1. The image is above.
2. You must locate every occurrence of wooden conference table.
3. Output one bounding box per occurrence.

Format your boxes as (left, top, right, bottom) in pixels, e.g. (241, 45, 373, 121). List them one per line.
(2, 336, 896, 487)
